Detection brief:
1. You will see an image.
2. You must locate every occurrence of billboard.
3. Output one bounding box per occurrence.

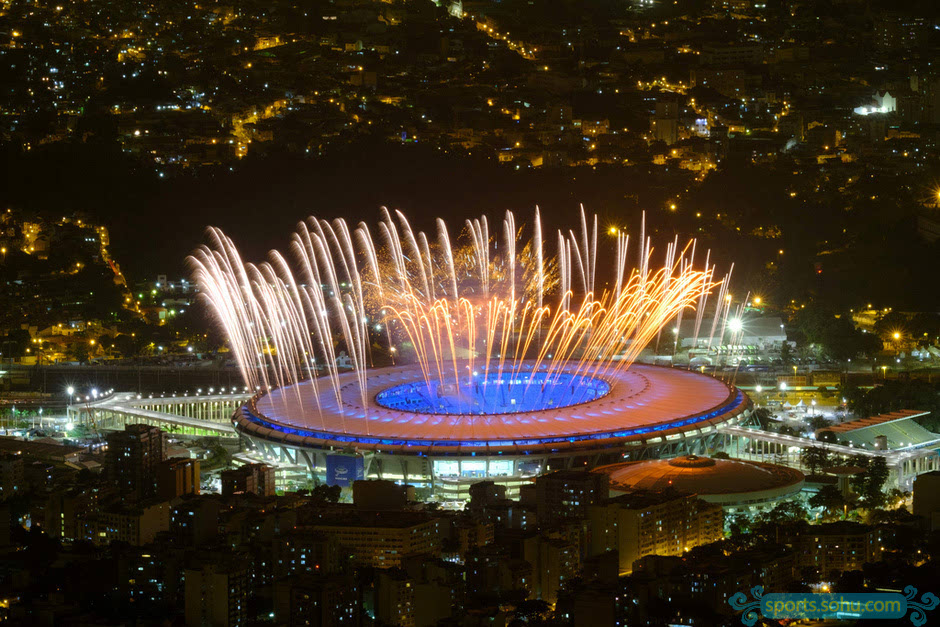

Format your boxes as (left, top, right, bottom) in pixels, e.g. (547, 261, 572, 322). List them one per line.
(326, 454, 364, 487)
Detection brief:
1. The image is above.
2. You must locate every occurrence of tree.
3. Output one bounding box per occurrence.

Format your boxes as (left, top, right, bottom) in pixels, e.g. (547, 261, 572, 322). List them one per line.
(758, 500, 808, 526)
(809, 485, 844, 517)
(68, 342, 91, 364)
(780, 341, 793, 365)
(808, 415, 830, 431)
(856, 457, 889, 508)
(711, 451, 730, 459)
(728, 514, 750, 538)
(800, 447, 830, 475)
(311, 484, 341, 503)
(112, 334, 140, 357)
(0, 329, 31, 358)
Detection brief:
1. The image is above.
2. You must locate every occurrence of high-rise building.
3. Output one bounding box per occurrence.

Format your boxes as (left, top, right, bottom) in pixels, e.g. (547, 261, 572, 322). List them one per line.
(469, 481, 507, 515)
(535, 470, 609, 527)
(272, 529, 342, 579)
(309, 512, 443, 568)
(158, 458, 201, 501)
(274, 574, 360, 627)
(0, 453, 24, 500)
(171, 498, 220, 547)
(221, 463, 275, 497)
(106, 424, 167, 499)
(353, 479, 414, 510)
(466, 544, 532, 602)
(375, 569, 416, 627)
(913, 470, 940, 530)
(874, 13, 928, 53)
(588, 491, 724, 573)
(650, 97, 680, 145)
(93, 500, 171, 546)
(184, 558, 249, 627)
(798, 521, 883, 578)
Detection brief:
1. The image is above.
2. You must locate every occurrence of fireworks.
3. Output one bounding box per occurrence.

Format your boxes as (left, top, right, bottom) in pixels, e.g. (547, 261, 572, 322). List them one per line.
(189, 207, 734, 427)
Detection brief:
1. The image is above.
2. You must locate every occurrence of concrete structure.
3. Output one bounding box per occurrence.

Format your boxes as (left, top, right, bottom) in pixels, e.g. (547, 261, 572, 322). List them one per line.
(93, 500, 170, 546)
(353, 479, 414, 510)
(106, 424, 167, 499)
(0, 453, 24, 500)
(309, 512, 443, 569)
(71, 391, 246, 438)
(274, 575, 360, 627)
(172, 499, 220, 547)
(720, 425, 940, 490)
(595, 455, 805, 518)
(913, 470, 940, 530)
(221, 463, 275, 497)
(184, 558, 249, 627)
(234, 363, 750, 498)
(535, 470, 609, 527)
(157, 458, 200, 500)
(798, 522, 883, 578)
(588, 491, 724, 574)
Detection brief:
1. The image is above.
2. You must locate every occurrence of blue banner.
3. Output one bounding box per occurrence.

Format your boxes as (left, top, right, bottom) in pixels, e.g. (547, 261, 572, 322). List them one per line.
(326, 454, 364, 487)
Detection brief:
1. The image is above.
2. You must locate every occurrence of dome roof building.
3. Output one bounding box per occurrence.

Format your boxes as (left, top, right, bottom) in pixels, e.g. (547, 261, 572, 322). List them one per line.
(594, 455, 805, 516)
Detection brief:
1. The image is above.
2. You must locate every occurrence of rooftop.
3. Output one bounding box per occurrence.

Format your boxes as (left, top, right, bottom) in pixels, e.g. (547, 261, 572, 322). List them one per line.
(596, 455, 805, 498)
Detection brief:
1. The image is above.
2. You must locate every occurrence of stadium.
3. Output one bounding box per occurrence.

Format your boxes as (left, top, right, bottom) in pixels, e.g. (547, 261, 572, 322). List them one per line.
(233, 362, 751, 498)
(191, 208, 752, 497)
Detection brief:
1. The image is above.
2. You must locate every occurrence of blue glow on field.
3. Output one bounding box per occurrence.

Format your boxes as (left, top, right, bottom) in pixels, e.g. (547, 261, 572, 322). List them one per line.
(374, 372, 610, 416)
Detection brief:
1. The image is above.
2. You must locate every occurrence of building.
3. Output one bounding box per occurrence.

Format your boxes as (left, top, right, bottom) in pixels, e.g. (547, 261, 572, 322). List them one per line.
(106, 424, 167, 499)
(589, 490, 724, 573)
(184, 558, 249, 627)
(375, 568, 416, 627)
(309, 512, 443, 568)
(273, 530, 342, 578)
(529, 536, 580, 604)
(0, 453, 24, 500)
(536, 470, 609, 527)
(700, 43, 765, 67)
(158, 458, 201, 501)
(594, 455, 805, 519)
(273, 574, 360, 627)
(94, 500, 171, 546)
(650, 97, 679, 145)
(353, 479, 414, 510)
(874, 13, 928, 53)
(632, 544, 797, 616)
(798, 521, 883, 579)
(452, 519, 495, 557)
(235, 364, 750, 498)
(469, 481, 507, 514)
(466, 544, 532, 602)
(171, 498, 220, 547)
(913, 470, 940, 530)
(221, 463, 275, 497)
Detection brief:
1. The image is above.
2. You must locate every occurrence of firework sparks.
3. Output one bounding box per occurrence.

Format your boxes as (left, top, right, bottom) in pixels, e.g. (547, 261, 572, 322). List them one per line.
(189, 207, 729, 430)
